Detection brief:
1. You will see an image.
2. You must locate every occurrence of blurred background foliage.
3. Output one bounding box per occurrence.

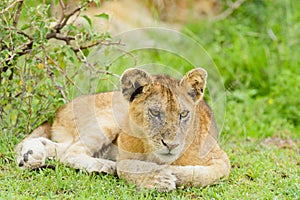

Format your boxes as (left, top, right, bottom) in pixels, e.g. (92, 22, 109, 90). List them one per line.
(185, 0, 300, 138)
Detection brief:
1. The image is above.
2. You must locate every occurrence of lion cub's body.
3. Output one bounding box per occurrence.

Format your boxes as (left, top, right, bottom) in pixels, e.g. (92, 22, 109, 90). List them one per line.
(15, 68, 230, 191)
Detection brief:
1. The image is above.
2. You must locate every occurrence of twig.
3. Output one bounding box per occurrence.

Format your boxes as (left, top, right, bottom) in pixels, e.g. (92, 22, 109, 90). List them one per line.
(53, 1, 91, 32)
(35, 54, 74, 101)
(13, 0, 24, 27)
(59, 0, 66, 10)
(46, 32, 75, 45)
(116, 47, 138, 67)
(97, 70, 120, 79)
(73, 40, 124, 53)
(0, 0, 22, 14)
(213, 0, 247, 21)
(56, 0, 66, 31)
(15, 54, 29, 130)
(44, 54, 84, 95)
(1, 0, 90, 63)
(9, 27, 33, 40)
(46, 1, 92, 44)
(0, 39, 33, 65)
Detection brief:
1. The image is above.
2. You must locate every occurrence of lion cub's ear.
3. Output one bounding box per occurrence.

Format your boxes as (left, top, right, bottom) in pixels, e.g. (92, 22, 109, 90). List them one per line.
(120, 68, 153, 102)
(180, 68, 207, 103)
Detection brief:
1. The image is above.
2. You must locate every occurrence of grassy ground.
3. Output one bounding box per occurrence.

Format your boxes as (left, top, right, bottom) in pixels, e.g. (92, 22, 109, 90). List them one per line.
(1, 0, 299, 199)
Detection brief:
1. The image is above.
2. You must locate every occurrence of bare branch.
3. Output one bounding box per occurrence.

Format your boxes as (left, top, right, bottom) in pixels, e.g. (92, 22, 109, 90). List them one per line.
(59, 0, 66, 10)
(44, 54, 84, 95)
(0, 39, 32, 65)
(0, 1, 102, 66)
(53, 1, 92, 32)
(56, 0, 66, 30)
(13, 0, 24, 27)
(213, 0, 247, 21)
(73, 40, 123, 53)
(46, 1, 93, 45)
(46, 32, 75, 45)
(2, 26, 33, 40)
(0, 0, 22, 14)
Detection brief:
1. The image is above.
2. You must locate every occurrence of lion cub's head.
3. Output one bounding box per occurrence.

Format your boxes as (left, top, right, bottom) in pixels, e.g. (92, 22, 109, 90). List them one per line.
(120, 68, 207, 163)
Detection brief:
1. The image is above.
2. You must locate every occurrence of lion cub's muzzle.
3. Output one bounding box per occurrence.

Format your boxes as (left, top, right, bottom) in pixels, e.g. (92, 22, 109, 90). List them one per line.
(157, 139, 183, 156)
(161, 139, 179, 153)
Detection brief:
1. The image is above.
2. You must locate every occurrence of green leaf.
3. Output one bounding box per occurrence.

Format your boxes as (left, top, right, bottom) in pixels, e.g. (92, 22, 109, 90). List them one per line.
(82, 15, 92, 27)
(93, 0, 101, 9)
(21, 24, 31, 30)
(94, 13, 109, 20)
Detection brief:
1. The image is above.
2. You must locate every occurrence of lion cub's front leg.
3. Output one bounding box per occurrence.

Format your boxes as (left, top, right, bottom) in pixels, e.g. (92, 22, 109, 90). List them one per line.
(15, 137, 58, 169)
(117, 160, 177, 191)
(169, 151, 230, 187)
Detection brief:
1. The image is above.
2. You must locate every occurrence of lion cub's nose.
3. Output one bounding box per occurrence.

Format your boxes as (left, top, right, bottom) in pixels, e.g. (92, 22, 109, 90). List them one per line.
(161, 139, 179, 151)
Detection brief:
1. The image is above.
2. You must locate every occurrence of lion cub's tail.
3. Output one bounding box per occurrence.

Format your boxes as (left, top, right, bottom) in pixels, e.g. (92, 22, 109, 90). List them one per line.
(24, 121, 52, 140)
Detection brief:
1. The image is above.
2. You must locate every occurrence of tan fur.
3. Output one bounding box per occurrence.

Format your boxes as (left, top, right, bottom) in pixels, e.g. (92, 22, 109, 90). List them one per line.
(51, 0, 221, 34)
(15, 68, 230, 191)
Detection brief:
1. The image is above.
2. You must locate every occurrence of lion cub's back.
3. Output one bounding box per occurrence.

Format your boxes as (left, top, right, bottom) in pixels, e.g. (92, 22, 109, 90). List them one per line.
(51, 92, 122, 143)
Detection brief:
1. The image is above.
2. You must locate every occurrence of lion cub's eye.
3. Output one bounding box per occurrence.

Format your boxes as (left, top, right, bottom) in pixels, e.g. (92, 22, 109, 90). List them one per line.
(180, 110, 189, 120)
(148, 109, 160, 118)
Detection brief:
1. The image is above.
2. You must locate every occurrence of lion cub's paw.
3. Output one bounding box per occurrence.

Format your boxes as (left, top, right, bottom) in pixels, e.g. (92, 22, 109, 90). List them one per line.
(15, 138, 47, 169)
(141, 169, 177, 192)
(85, 159, 117, 175)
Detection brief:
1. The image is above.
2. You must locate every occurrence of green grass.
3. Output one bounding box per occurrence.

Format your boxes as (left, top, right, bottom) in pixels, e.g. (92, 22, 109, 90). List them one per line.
(1, 142, 299, 199)
(1, 0, 300, 199)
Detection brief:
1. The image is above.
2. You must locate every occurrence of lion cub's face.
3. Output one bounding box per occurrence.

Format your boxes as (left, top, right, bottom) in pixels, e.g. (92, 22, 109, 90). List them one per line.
(121, 68, 207, 163)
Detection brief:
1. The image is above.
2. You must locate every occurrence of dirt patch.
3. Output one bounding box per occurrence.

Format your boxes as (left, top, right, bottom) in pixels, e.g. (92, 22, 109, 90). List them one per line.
(261, 135, 299, 151)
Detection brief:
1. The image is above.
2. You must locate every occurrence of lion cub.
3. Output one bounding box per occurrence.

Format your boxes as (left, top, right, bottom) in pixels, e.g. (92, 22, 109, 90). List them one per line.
(15, 68, 230, 191)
